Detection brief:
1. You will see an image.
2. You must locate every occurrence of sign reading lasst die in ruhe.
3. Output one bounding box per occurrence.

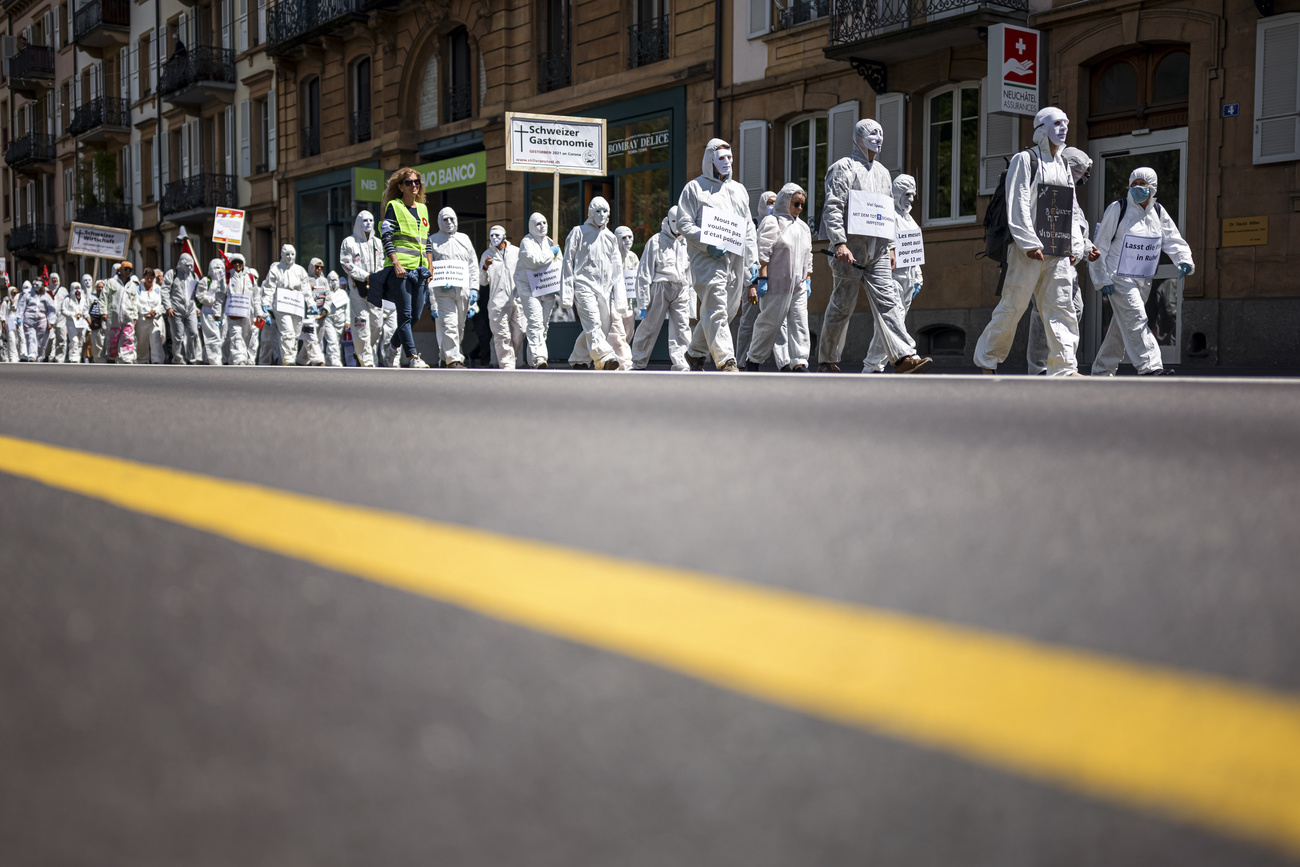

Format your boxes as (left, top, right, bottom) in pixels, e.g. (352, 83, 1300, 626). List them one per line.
(987, 23, 1040, 116)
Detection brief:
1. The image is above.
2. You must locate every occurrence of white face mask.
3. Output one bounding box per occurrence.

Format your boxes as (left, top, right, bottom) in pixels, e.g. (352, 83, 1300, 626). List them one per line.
(589, 202, 610, 229)
(440, 213, 457, 234)
(281, 246, 296, 268)
(489, 230, 504, 247)
(531, 217, 547, 237)
(866, 128, 884, 154)
(712, 148, 733, 180)
(617, 233, 633, 253)
(1048, 118, 1069, 147)
(895, 191, 914, 213)
(361, 215, 373, 236)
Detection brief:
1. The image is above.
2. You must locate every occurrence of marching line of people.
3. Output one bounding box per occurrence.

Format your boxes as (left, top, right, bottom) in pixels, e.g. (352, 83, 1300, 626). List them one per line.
(1, 106, 1193, 373)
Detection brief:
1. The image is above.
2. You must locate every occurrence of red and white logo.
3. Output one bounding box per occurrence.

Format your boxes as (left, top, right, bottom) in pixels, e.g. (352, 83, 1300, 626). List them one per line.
(1001, 27, 1038, 87)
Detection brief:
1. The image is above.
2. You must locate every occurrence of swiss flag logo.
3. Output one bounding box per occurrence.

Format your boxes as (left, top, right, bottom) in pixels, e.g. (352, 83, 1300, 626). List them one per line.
(421, 217, 428, 227)
(1002, 28, 1037, 87)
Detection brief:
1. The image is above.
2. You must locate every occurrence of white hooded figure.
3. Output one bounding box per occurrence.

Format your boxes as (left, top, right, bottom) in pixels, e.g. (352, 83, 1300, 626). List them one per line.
(17, 280, 52, 361)
(973, 106, 1087, 376)
(480, 225, 522, 369)
(295, 257, 327, 366)
(822, 118, 928, 374)
(428, 206, 479, 367)
(864, 174, 925, 373)
(513, 212, 562, 368)
(86, 278, 107, 362)
(1027, 146, 1094, 375)
(221, 253, 258, 365)
(674, 138, 759, 371)
(340, 209, 395, 367)
(607, 225, 638, 370)
(43, 273, 67, 361)
(630, 206, 693, 370)
(1088, 166, 1193, 376)
(746, 183, 813, 371)
(60, 282, 89, 362)
(262, 244, 309, 365)
(106, 264, 138, 363)
(562, 196, 623, 370)
(193, 257, 227, 365)
(134, 270, 168, 363)
(163, 253, 203, 364)
(319, 270, 350, 366)
(1, 284, 19, 362)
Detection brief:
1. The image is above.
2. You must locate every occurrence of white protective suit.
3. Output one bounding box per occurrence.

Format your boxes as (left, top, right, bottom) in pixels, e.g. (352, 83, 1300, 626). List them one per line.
(481, 226, 522, 369)
(973, 107, 1086, 375)
(675, 138, 758, 369)
(44, 276, 67, 361)
(221, 254, 258, 365)
(135, 277, 168, 363)
(341, 211, 396, 367)
(319, 270, 350, 367)
(821, 119, 918, 370)
(747, 183, 813, 369)
(1089, 167, 1194, 376)
(194, 258, 227, 365)
(263, 244, 309, 364)
(864, 174, 924, 372)
(563, 196, 623, 369)
(18, 282, 52, 360)
(610, 226, 638, 370)
(60, 284, 89, 362)
(106, 272, 138, 363)
(631, 207, 692, 370)
(164, 253, 203, 364)
(1, 287, 18, 362)
(513, 213, 561, 368)
(429, 206, 479, 367)
(297, 258, 327, 366)
(1027, 147, 1092, 375)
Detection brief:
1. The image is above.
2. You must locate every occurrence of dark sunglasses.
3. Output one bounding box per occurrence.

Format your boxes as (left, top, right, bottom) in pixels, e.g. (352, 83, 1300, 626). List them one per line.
(791, 200, 806, 210)
(402, 178, 422, 187)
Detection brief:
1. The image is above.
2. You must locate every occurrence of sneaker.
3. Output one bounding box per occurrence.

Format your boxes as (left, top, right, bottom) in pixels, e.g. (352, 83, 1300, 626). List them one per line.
(743, 359, 762, 371)
(894, 355, 932, 374)
(409, 354, 430, 369)
(447, 360, 466, 369)
(717, 359, 740, 372)
(685, 353, 706, 372)
(1139, 367, 1175, 376)
(598, 356, 621, 371)
(817, 362, 841, 373)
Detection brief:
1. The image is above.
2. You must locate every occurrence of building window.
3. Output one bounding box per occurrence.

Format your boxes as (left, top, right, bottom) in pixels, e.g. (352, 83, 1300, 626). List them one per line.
(629, 0, 670, 68)
(924, 83, 979, 225)
(444, 28, 472, 123)
(1088, 46, 1190, 138)
(537, 0, 571, 93)
(418, 53, 438, 130)
(351, 56, 371, 144)
(785, 114, 828, 234)
(776, 0, 829, 30)
(301, 76, 320, 157)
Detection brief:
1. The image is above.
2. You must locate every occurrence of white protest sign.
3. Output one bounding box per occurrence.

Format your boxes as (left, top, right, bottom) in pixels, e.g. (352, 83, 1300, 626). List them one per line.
(275, 288, 304, 317)
(505, 112, 607, 176)
(224, 292, 252, 318)
(846, 191, 896, 241)
(212, 207, 245, 245)
(1115, 233, 1161, 279)
(330, 289, 350, 313)
(895, 227, 925, 268)
(68, 222, 131, 259)
(699, 206, 746, 256)
(623, 269, 637, 299)
(430, 259, 472, 290)
(528, 258, 563, 297)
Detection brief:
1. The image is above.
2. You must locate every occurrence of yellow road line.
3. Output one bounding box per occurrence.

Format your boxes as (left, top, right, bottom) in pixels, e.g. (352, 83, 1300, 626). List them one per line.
(1, 432, 1299, 855)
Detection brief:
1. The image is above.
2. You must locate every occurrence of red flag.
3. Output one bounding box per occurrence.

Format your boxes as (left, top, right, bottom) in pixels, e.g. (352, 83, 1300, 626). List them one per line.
(217, 246, 233, 282)
(41, 266, 49, 288)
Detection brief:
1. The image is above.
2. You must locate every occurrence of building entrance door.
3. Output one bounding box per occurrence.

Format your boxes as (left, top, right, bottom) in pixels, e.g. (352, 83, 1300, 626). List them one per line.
(1084, 128, 1187, 365)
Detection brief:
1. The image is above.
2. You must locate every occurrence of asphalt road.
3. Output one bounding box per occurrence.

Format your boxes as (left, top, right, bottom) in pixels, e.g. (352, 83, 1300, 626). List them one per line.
(2, 364, 1298, 866)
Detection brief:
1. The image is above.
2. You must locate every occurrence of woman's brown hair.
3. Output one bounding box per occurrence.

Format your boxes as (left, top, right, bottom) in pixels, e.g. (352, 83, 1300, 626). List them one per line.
(381, 167, 424, 217)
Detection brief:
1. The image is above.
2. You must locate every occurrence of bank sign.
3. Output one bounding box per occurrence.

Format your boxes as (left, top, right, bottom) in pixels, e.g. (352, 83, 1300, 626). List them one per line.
(353, 153, 486, 202)
(987, 23, 1040, 116)
(505, 111, 607, 176)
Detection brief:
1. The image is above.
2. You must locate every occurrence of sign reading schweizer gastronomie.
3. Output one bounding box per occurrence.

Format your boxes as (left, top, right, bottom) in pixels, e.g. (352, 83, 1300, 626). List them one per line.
(505, 111, 607, 176)
(987, 23, 1040, 116)
(68, 222, 131, 259)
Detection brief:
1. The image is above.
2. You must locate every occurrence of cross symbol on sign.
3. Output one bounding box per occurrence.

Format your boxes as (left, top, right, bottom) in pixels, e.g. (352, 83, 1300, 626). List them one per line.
(1016, 38, 1026, 54)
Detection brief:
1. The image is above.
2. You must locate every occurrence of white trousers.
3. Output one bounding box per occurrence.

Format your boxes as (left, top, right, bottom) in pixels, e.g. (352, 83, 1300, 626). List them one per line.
(631, 280, 693, 370)
(516, 288, 557, 367)
(973, 248, 1078, 376)
(1027, 273, 1084, 375)
(568, 283, 616, 366)
(687, 251, 744, 366)
(1091, 281, 1163, 375)
(750, 286, 810, 368)
(864, 278, 917, 372)
(225, 317, 255, 365)
(433, 287, 467, 365)
(200, 313, 224, 364)
(136, 317, 166, 364)
(823, 254, 914, 365)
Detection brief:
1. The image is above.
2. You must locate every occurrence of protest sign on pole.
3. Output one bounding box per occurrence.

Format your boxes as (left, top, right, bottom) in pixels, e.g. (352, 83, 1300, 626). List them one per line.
(69, 222, 132, 279)
(505, 112, 607, 252)
(212, 207, 245, 246)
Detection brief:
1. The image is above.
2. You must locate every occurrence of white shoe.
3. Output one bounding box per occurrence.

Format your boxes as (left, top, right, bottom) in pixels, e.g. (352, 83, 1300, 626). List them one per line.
(408, 354, 430, 369)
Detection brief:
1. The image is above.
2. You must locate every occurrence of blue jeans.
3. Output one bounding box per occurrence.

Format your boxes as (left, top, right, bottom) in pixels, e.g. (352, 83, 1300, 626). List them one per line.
(379, 265, 429, 360)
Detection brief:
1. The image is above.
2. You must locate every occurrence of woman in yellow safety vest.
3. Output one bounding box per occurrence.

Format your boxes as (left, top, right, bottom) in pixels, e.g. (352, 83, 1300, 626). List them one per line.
(372, 167, 435, 368)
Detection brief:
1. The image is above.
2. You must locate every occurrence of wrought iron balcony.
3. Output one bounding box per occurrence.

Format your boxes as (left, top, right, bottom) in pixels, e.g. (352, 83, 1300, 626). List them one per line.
(537, 50, 571, 94)
(72, 0, 131, 50)
(778, 0, 830, 29)
(444, 83, 472, 123)
(161, 173, 237, 220)
(70, 96, 131, 139)
(301, 123, 320, 157)
(349, 110, 371, 145)
(4, 133, 56, 169)
(266, 0, 365, 54)
(829, 0, 1029, 45)
(628, 16, 670, 68)
(158, 44, 237, 105)
(8, 223, 59, 254)
(75, 202, 133, 229)
(8, 44, 55, 93)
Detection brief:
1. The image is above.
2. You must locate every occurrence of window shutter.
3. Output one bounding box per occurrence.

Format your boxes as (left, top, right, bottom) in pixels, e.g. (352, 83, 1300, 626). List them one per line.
(122, 146, 131, 205)
(149, 31, 157, 92)
(875, 92, 905, 175)
(45, 91, 55, 137)
(178, 10, 188, 52)
(120, 46, 130, 102)
(1254, 14, 1300, 165)
(267, 88, 276, 171)
(222, 0, 233, 50)
(225, 104, 234, 175)
(153, 136, 162, 200)
(180, 124, 190, 177)
(256, 0, 267, 46)
(43, 10, 52, 48)
(747, 0, 769, 38)
(73, 74, 80, 111)
(132, 141, 141, 206)
(53, 7, 59, 49)
(160, 129, 169, 189)
(827, 99, 859, 166)
(979, 78, 1019, 194)
(237, 0, 248, 52)
(130, 43, 139, 102)
(188, 119, 200, 174)
(240, 99, 251, 176)
(737, 119, 767, 217)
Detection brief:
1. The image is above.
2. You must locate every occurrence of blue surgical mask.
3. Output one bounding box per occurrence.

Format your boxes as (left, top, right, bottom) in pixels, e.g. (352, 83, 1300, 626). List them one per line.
(1129, 186, 1151, 203)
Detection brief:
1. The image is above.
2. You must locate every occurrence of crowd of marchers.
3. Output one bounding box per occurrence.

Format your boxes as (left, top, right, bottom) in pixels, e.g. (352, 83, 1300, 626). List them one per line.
(0, 106, 1194, 375)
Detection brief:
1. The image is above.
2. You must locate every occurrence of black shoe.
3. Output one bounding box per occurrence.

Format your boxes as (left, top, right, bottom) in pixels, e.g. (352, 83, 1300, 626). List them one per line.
(743, 359, 762, 372)
(791, 364, 809, 372)
(1140, 367, 1175, 376)
(570, 362, 591, 370)
(685, 353, 706, 372)
(534, 361, 548, 369)
(817, 362, 841, 373)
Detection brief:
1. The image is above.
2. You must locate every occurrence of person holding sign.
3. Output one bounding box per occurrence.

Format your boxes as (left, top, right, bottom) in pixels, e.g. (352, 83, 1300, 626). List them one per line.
(745, 183, 813, 372)
(513, 213, 563, 369)
(427, 206, 478, 369)
(675, 138, 758, 372)
(163, 254, 203, 365)
(609, 226, 639, 370)
(341, 210, 395, 368)
(973, 107, 1086, 376)
(1088, 167, 1193, 376)
(261, 245, 310, 366)
(106, 263, 138, 363)
(194, 258, 227, 365)
(631, 206, 692, 370)
(59, 283, 89, 363)
(218, 254, 257, 365)
(864, 174, 925, 373)
(562, 197, 623, 370)
(822, 120, 929, 374)
(480, 226, 521, 370)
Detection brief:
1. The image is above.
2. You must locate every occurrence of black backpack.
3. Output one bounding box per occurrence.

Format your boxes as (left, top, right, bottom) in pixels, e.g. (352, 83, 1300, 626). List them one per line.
(981, 147, 1039, 264)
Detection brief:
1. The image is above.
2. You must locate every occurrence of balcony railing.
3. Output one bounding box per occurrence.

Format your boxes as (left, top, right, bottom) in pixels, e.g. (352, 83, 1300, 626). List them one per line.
(4, 133, 56, 168)
(75, 202, 132, 229)
(9, 44, 56, 83)
(70, 96, 131, 137)
(628, 17, 670, 68)
(349, 110, 370, 145)
(8, 223, 59, 253)
(444, 83, 471, 123)
(72, 0, 131, 42)
(537, 49, 571, 94)
(301, 123, 320, 157)
(830, 0, 1029, 43)
(158, 44, 237, 99)
(266, 0, 364, 53)
(161, 173, 237, 218)
(778, 0, 830, 29)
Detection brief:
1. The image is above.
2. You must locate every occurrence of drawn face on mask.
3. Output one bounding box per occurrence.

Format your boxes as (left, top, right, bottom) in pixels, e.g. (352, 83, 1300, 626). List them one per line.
(866, 127, 884, 154)
(439, 209, 458, 235)
(712, 147, 733, 180)
(281, 245, 296, 268)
